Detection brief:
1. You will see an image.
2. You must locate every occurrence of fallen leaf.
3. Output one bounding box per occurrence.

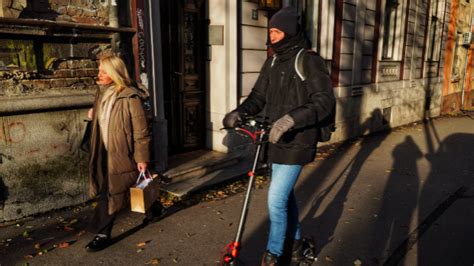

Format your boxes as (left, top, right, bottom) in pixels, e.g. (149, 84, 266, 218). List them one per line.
(58, 242, 70, 249)
(137, 242, 147, 247)
(354, 259, 362, 265)
(76, 230, 86, 237)
(24, 255, 34, 259)
(137, 248, 144, 253)
(325, 256, 333, 262)
(34, 243, 41, 249)
(145, 258, 161, 265)
(185, 232, 195, 237)
(63, 226, 74, 232)
(22, 231, 30, 238)
(172, 257, 179, 263)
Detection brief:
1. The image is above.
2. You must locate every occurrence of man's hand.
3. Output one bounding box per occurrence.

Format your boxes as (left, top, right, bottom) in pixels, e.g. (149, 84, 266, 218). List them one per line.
(222, 111, 242, 128)
(269, 114, 295, 143)
(137, 162, 148, 172)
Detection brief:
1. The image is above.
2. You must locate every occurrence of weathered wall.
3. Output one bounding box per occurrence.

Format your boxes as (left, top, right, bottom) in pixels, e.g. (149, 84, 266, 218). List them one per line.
(330, 79, 442, 143)
(1, 0, 109, 24)
(0, 109, 89, 221)
(0, 0, 114, 221)
(442, 0, 474, 112)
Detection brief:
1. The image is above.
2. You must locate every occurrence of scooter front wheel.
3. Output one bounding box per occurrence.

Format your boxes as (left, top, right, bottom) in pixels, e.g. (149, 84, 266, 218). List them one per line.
(222, 256, 244, 266)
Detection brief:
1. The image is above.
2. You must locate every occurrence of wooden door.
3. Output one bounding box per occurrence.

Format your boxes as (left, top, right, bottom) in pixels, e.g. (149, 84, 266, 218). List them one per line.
(161, 0, 207, 153)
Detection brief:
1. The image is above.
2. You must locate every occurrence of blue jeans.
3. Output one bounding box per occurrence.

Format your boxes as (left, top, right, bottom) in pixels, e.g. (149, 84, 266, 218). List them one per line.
(267, 163, 303, 256)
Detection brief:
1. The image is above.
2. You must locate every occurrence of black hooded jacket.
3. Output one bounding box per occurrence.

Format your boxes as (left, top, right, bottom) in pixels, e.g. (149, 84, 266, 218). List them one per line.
(235, 32, 335, 165)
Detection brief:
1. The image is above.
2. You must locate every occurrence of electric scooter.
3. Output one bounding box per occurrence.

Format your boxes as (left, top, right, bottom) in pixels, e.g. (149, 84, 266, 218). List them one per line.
(221, 115, 270, 266)
(220, 115, 318, 265)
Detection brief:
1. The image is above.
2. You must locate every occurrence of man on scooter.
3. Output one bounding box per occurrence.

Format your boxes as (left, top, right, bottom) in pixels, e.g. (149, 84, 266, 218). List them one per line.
(222, 6, 335, 266)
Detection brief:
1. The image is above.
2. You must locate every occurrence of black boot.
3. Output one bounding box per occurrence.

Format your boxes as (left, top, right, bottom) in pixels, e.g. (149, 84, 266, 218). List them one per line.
(291, 238, 317, 265)
(261, 250, 279, 266)
(85, 234, 111, 252)
(290, 239, 304, 265)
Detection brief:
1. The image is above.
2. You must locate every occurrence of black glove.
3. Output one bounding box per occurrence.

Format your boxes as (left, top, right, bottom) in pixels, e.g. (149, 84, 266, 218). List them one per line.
(269, 114, 295, 143)
(222, 111, 241, 128)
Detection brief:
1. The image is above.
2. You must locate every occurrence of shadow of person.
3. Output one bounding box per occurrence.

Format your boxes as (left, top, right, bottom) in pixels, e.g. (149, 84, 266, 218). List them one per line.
(369, 136, 422, 265)
(299, 108, 391, 258)
(416, 133, 474, 266)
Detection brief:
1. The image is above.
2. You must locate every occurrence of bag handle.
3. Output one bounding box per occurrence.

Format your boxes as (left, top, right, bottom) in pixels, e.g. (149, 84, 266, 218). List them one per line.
(135, 169, 153, 185)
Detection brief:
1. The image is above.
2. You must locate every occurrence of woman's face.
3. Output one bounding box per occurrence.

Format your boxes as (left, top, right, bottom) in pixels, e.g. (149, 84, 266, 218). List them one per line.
(269, 28, 285, 44)
(97, 63, 113, 85)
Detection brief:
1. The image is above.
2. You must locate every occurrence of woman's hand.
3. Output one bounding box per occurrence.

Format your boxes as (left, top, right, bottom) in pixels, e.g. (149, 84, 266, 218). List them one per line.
(137, 162, 148, 172)
(87, 108, 94, 120)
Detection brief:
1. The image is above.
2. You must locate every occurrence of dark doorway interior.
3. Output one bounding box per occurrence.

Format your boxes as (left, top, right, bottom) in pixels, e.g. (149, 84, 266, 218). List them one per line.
(160, 0, 207, 154)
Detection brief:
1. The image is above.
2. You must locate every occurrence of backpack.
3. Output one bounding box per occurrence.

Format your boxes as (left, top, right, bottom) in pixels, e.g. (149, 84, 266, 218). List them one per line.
(293, 48, 336, 142)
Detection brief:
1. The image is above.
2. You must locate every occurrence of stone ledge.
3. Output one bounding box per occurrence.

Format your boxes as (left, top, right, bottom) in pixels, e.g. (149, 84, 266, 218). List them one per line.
(0, 93, 94, 114)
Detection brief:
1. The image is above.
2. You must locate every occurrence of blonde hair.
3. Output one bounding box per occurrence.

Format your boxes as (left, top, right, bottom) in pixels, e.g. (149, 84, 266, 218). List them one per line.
(99, 53, 131, 92)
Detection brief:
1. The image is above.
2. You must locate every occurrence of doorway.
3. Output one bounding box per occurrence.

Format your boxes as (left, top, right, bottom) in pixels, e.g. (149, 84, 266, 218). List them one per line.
(160, 0, 207, 153)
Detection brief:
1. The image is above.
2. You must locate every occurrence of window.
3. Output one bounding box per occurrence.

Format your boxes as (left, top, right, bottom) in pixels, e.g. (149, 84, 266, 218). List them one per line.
(304, 0, 335, 60)
(427, 0, 444, 62)
(382, 0, 400, 59)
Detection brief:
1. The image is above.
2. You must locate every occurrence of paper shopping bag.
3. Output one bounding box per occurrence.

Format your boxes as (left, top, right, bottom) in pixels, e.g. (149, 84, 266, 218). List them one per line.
(130, 171, 160, 213)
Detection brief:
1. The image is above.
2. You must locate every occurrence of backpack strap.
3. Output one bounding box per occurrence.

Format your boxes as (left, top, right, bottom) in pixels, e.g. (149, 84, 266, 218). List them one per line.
(295, 48, 306, 81)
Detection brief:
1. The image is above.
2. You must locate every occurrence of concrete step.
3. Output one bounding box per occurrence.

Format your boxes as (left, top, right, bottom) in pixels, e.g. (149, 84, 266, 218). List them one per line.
(163, 150, 243, 183)
(162, 156, 255, 197)
(160, 145, 266, 198)
(161, 149, 254, 197)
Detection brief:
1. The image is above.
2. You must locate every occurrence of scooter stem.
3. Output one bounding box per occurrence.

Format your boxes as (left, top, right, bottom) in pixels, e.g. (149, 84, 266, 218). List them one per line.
(234, 138, 263, 244)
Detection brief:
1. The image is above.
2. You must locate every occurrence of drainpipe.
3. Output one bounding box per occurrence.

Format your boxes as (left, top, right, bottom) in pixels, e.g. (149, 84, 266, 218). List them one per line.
(460, 5, 473, 110)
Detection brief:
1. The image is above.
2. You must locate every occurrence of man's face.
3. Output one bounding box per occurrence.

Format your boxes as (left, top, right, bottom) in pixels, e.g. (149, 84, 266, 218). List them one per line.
(269, 28, 285, 44)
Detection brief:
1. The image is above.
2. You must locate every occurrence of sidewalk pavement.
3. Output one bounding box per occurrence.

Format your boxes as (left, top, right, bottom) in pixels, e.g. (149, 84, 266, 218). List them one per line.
(0, 114, 473, 265)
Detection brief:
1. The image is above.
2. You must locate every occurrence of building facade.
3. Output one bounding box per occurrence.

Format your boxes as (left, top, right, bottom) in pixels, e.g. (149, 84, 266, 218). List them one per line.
(1, 0, 472, 221)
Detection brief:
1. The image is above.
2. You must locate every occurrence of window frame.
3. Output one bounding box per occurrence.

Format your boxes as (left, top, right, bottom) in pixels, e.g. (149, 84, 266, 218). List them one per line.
(426, 0, 445, 62)
(379, 0, 407, 61)
(304, 0, 335, 60)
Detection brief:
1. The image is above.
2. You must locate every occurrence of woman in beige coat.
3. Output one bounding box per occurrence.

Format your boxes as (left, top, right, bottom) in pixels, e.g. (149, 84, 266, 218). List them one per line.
(85, 54, 151, 252)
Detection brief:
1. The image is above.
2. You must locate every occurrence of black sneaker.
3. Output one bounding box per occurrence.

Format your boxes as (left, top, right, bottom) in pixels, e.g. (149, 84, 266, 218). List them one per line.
(85, 234, 111, 252)
(261, 250, 279, 266)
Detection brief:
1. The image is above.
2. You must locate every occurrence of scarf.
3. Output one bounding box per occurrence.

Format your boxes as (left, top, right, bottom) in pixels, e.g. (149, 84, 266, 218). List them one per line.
(97, 85, 118, 150)
(270, 31, 310, 61)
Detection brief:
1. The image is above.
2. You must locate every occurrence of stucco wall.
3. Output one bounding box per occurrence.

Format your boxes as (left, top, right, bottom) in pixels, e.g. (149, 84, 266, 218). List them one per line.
(0, 109, 90, 221)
